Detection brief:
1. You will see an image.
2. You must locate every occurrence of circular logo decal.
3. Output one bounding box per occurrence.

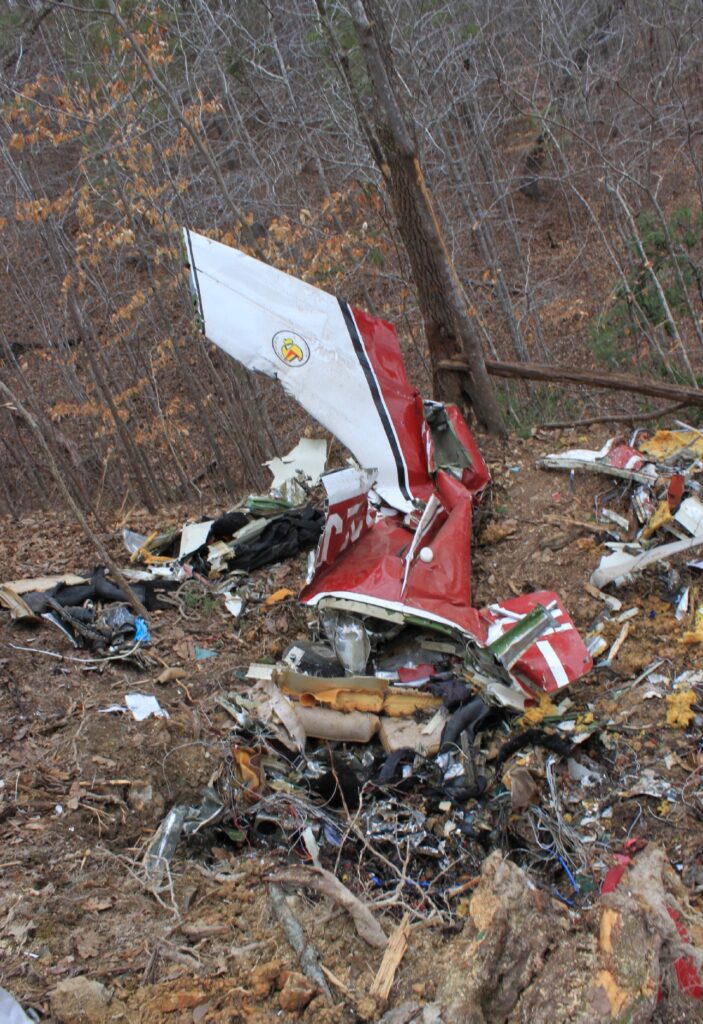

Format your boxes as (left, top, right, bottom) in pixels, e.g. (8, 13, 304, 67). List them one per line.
(272, 330, 310, 367)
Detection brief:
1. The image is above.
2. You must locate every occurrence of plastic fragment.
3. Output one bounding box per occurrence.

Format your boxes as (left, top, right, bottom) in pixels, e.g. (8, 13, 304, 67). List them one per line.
(143, 805, 188, 889)
(195, 647, 218, 660)
(683, 603, 703, 645)
(675, 588, 690, 621)
(325, 613, 371, 675)
(179, 520, 214, 560)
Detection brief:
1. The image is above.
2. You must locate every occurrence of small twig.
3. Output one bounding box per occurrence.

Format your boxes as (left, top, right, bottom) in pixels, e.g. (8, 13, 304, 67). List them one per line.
(268, 882, 334, 1004)
(156, 937, 203, 971)
(80, 802, 110, 836)
(95, 844, 181, 919)
(443, 876, 481, 900)
(192, 863, 248, 884)
(228, 940, 271, 958)
(321, 963, 353, 997)
(142, 945, 159, 984)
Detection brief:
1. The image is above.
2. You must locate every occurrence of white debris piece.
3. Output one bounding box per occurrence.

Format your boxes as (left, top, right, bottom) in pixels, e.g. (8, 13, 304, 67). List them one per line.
(674, 496, 703, 536)
(178, 520, 214, 560)
(591, 534, 703, 588)
(124, 694, 169, 721)
(224, 593, 244, 622)
(265, 438, 327, 502)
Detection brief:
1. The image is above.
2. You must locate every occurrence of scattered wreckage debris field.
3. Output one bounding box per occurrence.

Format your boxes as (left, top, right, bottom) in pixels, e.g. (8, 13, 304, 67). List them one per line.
(2, 424, 703, 1023)
(2, 241, 703, 1022)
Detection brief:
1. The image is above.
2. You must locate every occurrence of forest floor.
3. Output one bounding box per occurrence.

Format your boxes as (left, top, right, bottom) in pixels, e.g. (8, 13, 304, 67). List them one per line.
(1, 428, 703, 1023)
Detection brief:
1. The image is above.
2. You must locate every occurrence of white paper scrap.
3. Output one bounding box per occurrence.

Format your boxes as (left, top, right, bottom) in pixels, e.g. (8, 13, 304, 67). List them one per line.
(125, 694, 169, 721)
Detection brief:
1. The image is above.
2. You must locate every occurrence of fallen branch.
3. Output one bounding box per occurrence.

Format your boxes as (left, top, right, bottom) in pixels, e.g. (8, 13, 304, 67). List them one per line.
(268, 866, 388, 949)
(440, 359, 703, 408)
(538, 401, 688, 430)
(268, 882, 333, 1004)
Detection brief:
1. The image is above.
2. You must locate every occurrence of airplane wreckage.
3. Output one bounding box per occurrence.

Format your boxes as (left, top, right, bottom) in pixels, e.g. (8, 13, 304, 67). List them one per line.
(183, 228, 592, 710)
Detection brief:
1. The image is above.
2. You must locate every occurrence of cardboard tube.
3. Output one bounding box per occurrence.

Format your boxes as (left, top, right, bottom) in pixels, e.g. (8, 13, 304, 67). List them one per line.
(297, 688, 384, 713)
(274, 666, 387, 697)
(294, 705, 380, 743)
(379, 711, 445, 755)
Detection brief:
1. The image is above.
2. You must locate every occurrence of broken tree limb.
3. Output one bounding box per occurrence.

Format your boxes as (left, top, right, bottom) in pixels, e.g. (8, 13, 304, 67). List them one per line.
(268, 882, 333, 1004)
(539, 401, 688, 430)
(268, 866, 388, 949)
(439, 359, 703, 409)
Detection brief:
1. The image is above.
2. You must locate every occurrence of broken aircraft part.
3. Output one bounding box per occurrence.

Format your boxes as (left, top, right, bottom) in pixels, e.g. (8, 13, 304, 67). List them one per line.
(184, 229, 592, 702)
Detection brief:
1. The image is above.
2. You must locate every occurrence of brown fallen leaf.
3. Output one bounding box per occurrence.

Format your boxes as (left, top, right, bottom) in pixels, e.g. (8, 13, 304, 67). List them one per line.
(480, 519, 519, 544)
(180, 919, 231, 940)
(82, 897, 113, 913)
(74, 929, 100, 959)
(505, 766, 541, 811)
(91, 755, 116, 768)
(157, 666, 187, 684)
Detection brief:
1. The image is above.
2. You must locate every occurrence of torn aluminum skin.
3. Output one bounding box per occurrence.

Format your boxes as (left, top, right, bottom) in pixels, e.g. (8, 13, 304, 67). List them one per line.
(184, 229, 592, 701)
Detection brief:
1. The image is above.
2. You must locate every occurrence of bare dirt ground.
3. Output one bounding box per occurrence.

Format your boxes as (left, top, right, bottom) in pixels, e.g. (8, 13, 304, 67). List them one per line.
(1, 429, 702, 1023)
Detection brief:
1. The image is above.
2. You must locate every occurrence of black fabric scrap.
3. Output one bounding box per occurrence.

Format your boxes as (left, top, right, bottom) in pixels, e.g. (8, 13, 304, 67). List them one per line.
(60, 606, 95, 624)
(23, 566, 172, 614)
(428, 677, 472, 710)
(312, 758, 363, 810)
(209, 510, 250, 540)
(229, 507, 323, 572)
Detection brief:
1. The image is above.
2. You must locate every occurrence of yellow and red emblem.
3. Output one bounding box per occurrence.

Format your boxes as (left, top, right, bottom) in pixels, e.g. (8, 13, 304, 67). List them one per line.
(272, 330, 310, 367)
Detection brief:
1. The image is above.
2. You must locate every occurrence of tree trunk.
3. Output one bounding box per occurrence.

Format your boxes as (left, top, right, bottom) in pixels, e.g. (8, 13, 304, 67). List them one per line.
(318, 0, 505, 433)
